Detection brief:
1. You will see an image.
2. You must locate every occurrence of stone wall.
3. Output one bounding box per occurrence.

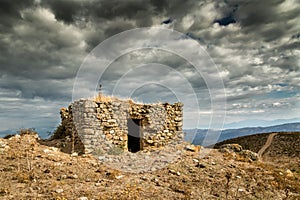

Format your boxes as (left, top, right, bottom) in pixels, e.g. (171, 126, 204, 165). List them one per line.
(60, 97, 183, 154)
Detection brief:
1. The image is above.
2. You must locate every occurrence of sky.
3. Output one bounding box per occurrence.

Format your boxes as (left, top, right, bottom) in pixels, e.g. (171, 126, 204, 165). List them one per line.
(0, 0, 299, 137)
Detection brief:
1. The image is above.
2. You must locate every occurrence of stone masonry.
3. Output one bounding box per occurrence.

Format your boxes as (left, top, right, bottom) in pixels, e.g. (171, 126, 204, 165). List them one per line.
(60, 96, 183, 154)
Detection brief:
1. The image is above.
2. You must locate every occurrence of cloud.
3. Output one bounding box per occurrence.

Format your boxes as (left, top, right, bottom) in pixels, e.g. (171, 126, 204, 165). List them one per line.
(0, 0, 299, 134)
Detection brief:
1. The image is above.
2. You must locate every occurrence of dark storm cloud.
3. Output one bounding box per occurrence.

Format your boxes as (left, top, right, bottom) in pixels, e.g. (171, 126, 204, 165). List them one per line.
(103, 21, 135, 38)
(0, 0, 35, 26)
(41, 0, 83, 24)
(234, 0, 284, 26)
(90, 0, 149, 20)
(0, 0, 32, 16)
(233, 0, 299, 41)
(0, 75, 73, 100)
(42, 0, 155, 27)
(0, 0, 299, 132)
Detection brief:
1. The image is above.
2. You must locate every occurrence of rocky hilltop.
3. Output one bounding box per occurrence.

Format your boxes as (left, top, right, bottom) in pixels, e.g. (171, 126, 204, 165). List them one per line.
(0, 130, 299, 199)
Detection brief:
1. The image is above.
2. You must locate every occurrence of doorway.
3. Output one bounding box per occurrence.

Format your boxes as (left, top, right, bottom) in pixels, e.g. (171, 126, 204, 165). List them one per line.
(127, 118, 142, 153)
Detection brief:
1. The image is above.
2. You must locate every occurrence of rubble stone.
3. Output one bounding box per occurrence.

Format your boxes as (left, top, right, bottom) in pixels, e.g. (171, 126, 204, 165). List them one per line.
(59, 96, 184, 154)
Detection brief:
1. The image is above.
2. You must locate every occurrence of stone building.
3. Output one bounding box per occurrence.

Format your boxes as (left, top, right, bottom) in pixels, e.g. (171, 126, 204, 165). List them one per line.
(60, 95, 183, 154)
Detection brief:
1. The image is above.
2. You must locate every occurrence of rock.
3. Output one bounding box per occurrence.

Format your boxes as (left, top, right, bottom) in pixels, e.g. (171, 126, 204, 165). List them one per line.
(113, 136, 119, 140)
(219, 144, 243, 153)
(152, 178, 159, 183)
(58, 174, 67, 180)
(0, 142, 6, 148)
(147, 140, 154, 144)
(176, 122, 183, 127)
(279, 172, 284, 176)
(169, 169, 180, 176)
(185, 144, 200, 152)
(193, 159, 199, 163)
(238, 188, 245, 192)
(98, 156, 105, 160)
(43, 149, 51, 154)
(9, 134, 20, 140)
(106, 134, 113, 140)
(71, 152, 78, 157)
(83, 129, 94, 135)
(68, 174, 78, 179)
(115, 175, 123, 179)
(174, 117, 182, 122)
(107, 119, 116, 123)
(196, 163, 206, 168)
(95, 182, 101, 186)
(286, 169, 294, 178)
(55, 188, 64, 193)
(239, 150, 258, 161)
(78, 197, 88, 200)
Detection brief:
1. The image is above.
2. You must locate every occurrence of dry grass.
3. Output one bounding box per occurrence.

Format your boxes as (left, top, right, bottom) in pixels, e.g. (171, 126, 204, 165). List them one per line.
(93, 93, 171, 105)
(93, 93, 139, 104)
(0, 133, 299, 199)
(93, 93, 116, 102)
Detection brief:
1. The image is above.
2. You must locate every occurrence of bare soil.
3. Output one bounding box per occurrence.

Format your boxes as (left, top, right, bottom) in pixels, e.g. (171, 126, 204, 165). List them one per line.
(0, 133, 299, 199)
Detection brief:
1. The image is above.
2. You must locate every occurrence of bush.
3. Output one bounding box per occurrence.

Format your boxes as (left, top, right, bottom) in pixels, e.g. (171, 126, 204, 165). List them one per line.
(50, 124, 66, 140)
(17, 128, 37, 136)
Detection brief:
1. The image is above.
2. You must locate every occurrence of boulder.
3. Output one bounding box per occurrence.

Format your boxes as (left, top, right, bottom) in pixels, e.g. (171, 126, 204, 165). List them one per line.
(219, 144, 243, 153)
(239, 150, 258, 161)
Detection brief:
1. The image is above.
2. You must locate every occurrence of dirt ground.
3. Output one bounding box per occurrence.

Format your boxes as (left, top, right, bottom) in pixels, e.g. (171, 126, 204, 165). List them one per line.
(0, 133, 299, 199)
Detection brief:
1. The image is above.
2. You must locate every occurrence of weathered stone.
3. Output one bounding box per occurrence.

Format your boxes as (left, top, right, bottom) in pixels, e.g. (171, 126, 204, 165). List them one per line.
(83, 129, 94, 135)
(219, 144, 243, 153)
(174, 117, 182, 122)
(239, 150, 258, 161)
(196, 163, 206, 168)
(176, 122, 183, 127)
(107, 119, 117, 123)
(59, 96, 183, 154)
(147, 140, 154, 144)
(185, 144, 201, 152)
(113, 136, 119, 140)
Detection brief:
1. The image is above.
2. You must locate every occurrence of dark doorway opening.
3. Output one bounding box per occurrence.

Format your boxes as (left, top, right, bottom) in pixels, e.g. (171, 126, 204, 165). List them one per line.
(127, 118, 142, 153)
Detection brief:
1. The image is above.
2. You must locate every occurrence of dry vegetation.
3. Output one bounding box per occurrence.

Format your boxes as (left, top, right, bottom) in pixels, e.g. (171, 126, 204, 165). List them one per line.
(94, 94, 116, 103)
(213, 133, 271, 153)
(0, 130, 299, 199)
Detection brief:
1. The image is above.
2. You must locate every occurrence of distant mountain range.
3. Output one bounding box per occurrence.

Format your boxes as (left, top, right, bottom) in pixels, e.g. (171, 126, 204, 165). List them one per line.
(0, 129, 16, 138)
(0, 128, 52, 139)
(224, 118, 300, 129)
(184, 122, 300, 146)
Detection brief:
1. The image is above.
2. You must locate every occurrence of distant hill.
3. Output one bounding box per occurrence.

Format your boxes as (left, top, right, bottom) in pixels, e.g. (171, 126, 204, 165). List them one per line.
(213, 132, 300, 158)
(0, 128, 51, 139)
(0, 129, 15, 138)
(224, 118, 300, 129)
(185, 122, 300, 146)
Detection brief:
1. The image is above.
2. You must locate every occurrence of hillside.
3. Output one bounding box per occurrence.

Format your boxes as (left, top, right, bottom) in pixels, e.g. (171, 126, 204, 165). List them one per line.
(213, 132, 271, 153)
(214, 132, 300, 157)
(186, 122, 300, 146)
(214, 132, 300, 174)
(0, 132, 299, 199)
